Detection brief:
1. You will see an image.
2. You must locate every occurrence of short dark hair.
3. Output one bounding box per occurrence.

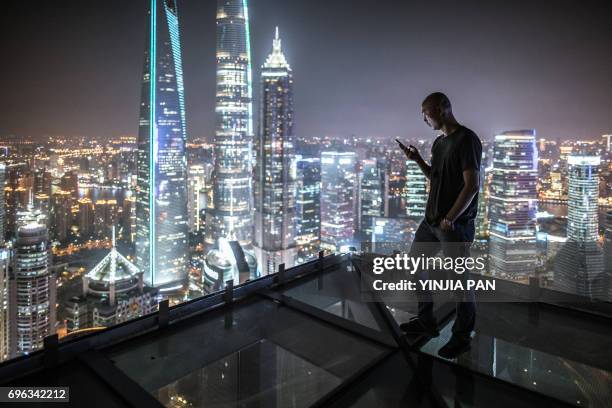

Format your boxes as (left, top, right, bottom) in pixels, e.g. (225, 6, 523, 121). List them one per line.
(422, 92, 452, 111)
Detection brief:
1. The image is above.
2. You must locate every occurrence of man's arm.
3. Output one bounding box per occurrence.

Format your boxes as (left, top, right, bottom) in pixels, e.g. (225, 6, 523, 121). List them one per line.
(442, 168, 480, 226)
(399, 144, 432, 179)
(413, 154, 432, 180)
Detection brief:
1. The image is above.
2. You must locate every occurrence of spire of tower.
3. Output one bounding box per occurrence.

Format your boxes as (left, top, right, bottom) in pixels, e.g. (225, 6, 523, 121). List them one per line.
(263, 26, 290, 70)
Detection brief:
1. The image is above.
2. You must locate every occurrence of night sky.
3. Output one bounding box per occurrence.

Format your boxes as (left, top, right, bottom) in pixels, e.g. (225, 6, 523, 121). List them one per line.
(1, 0, 611, 142)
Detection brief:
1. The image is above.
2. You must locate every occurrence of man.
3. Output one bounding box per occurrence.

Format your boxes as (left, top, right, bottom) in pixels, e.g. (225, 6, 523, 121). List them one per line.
(397, 92, 482, 359)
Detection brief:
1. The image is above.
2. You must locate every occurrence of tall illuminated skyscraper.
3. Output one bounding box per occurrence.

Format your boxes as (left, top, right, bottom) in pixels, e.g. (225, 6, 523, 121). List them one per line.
(359, 159, 384, 237)
(187, 164, 208, 233)
(254, 28, 297, 275)
(320, 151, 357, 252)
(205, 0, 254, 248)
(605, 211, 612, 301)
(295, 156, 321, 263)
(555, 154, 604, 298)
(0, 249, 9, 361)
(488, 130, 538, 279)
(0, 163, 5, 244)
(403, 160, 427, 219)
(135, 0, 189, 291)
(9, 222, 55, 357)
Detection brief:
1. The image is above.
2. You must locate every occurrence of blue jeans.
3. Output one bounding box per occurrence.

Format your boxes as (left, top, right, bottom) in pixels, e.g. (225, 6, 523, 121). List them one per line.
(409, 218, 476, 341)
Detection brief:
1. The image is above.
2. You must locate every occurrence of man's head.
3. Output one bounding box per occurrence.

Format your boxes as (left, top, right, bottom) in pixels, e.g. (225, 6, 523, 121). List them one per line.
(421, 92, 452, 131)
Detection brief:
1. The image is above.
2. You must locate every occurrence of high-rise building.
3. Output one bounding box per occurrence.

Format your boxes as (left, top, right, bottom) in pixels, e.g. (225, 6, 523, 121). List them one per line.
(555, 154, 604, 298)
(602, 134, 612, 153)
(187, 165, 207, 234)
(0, 163, 5, 244)
(566, 155, 600, 242)
(33, 169, 52, 198)
(122, 194, 137, 244)
(295, 156, 321, 264)
(205, 0, 254, 249)
(254, 28, 297, 276)
(488, 130, 538, 280)
(9, 222, 55, 357)
(403, 160, 427, 219)
(320, 151, 357, 252)
(386, 152, 406, 218)
(78, 198, 94, 240)
(605, 211, 612, 301)
(475, 159, 491, 244)
(60, 171, 79, 200)
(0, 248, 9, 361)
(51, 190, 72, 243)
(359, 159, 384, 238)
(94, 199, 118, 240)
(135, 0, 189, 291)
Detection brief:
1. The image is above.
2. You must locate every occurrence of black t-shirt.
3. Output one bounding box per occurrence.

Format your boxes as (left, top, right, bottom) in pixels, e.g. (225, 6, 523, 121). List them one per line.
(425, 125, 482, 225)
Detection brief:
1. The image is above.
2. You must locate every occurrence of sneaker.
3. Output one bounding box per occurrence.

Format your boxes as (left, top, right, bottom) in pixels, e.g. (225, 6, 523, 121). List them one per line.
(399, 317, 439, 337)
(438, 336, 471, 359)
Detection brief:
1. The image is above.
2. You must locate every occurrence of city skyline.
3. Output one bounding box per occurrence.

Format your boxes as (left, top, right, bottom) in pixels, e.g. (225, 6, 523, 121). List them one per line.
(1, 0, 611, 142)
(0, 0, 612, 365)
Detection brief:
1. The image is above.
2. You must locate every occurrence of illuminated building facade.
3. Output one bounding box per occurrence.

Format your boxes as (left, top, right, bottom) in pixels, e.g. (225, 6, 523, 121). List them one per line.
(295, 156, 321, 263)
(9, 222, 55, 357)
(403, 159, 427, 219)
(488, 130, 538, 279)
(555, 154, 604, 298)
(135, 0, 189, 291)
(0, 163, 5, 244)
(566, 155, 600, 242)
(67, 230, 158, 332)
(254, 28, 297, 275)
(51, 190, 72, 242)
(475, 159, 491, 243)
(205, 0, 254, 248)
(320, 151, 357, 252)
(359, 159, 384, 238)
(605, 211, 612, 301)
(187, 164, 207, 233)
(0, 249, 9, 361)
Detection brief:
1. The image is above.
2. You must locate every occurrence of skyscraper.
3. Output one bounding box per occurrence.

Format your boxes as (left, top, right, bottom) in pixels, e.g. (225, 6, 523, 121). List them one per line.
(295, 156, 321, 264)
(0, 248, 9, 361)
(475, 151, 490, 244)
(187, 164, 207, 234)
(359, 159, 384, 238)
(555, 154, 604, 298)
(205, 0, 254, 248)
(488, 130, 538, 280)
(320, 151, 357, 252)
(9, 222, 55, 357)
(605, 211, 612, 301)
(0, 163, 5, 244)
(253, 28, 297, 275)
(135, 0, 189, 291)
(403, 160, 427, 219)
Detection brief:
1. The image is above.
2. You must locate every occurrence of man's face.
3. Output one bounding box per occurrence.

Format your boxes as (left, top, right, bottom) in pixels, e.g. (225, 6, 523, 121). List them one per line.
(422, 104, 442, 130)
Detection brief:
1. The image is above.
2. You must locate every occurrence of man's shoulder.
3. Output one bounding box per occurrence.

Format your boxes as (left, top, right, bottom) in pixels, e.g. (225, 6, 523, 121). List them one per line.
(458, 126, 482, 146)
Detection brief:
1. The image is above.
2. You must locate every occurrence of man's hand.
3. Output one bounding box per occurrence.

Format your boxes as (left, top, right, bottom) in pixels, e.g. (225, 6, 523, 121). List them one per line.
(440, 217, 454, 232)
(397, 140, 421, 161)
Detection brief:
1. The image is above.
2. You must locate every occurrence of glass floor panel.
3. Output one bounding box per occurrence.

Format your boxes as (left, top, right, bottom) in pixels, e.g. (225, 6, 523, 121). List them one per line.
(154, 338, 342, 408)
(281, 263, 386, 332)
(421, 320, 612, 407)
(106, 298, 389, 408)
